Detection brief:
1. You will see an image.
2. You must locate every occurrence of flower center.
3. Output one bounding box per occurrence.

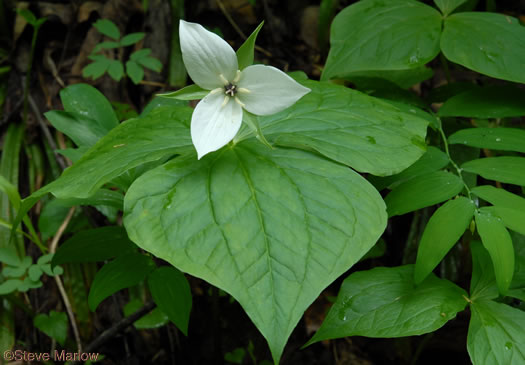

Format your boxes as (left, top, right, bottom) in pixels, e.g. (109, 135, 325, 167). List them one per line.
(224, 83, 237, 97)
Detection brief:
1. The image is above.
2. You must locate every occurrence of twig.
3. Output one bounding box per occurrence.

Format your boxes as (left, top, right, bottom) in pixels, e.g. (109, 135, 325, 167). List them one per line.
(27, 94, 67, 170)
(78, 301, 156, 357)
(49, 207, 83, 353)
(216, 0, 247, 39)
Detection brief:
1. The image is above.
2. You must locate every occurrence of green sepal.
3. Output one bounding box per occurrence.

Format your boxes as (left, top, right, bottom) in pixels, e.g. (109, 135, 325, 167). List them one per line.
(159, 84, 209, 100)
(236, 21, 264, 70)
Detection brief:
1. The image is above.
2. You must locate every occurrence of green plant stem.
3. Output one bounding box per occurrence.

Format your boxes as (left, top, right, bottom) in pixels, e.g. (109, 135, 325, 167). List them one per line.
(23, 26, 40, 123)
(437, 118, 472, 200)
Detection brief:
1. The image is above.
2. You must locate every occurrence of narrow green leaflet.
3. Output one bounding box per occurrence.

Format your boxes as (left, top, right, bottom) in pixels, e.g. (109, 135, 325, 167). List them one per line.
(307, 265, 467, 344)
(441, 12, 525, 83)
(60, 84, 119, 132)
(322, 0, 442, 80)
(508, 233, 525, 301)
(123, 141, 387, 363)
(434, 0, 467, 16)
(148, 266, 192, 335)
(438, 86, 525, 118)
(52, 226, 137, 268)
(470, 240, 498, 301)
(88, 253, 156, 311)
(385, 171, 464, 217)
(45, 111, 108, 147)
(449, 128, 525, 153)
(33, 311, 68, 346)
(257, 80, 428, 176)
(462, 157, 525, 186)
(473, 185, 525, 236)
(31, 106, 193, 200)
(160, 84, 209, 100)
(468, 300, 525, 365)
(236, 21, 264, 70)
(368, 146, 449, 191)
(414, 197, 475, 283)
(475, 210, 514, 295)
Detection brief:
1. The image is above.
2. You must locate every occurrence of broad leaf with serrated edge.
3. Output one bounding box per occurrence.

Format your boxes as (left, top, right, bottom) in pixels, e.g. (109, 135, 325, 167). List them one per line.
(123, 141, 387, 363)
(252, 80, 428, 176)
(307, 265, 467, 344)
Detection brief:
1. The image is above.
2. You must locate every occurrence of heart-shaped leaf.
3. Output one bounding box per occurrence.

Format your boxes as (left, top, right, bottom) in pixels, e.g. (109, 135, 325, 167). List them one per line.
(124, 141, 387, 363)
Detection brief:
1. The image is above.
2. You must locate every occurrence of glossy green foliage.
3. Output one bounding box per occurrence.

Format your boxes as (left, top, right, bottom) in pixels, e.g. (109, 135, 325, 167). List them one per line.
(414, 197, 475, 283)
(322, 0, 441, 80)
(124, 141, 387, 361)
(475, 210, 514, 295)
(308, 265, 467, 344)
(385, 171, 463, 217)
(470, 241, 499, 301)
(462, 157, 525, 186)
(468, 300, 525, 365)
(441, 12, 525, 83)
(449, 127, 525, 153)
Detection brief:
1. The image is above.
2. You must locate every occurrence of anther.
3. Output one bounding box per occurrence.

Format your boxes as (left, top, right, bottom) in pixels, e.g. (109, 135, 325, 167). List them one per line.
(218, 74, 229, 85)
(234, 97, 245, 107)
(237, 88, 251, 94)
(233, 70, 241, 83)
(221, 96, 229, 108)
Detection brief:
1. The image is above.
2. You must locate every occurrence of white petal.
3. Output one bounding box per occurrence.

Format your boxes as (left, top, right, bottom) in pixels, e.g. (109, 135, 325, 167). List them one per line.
(237, 65, 311, 116)
(191, 92, 243, 159)
(179, 20, 238, 90)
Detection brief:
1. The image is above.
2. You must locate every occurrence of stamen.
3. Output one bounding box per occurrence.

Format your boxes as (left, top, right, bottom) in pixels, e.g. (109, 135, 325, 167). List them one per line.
(237, 88, 251, 94)
(234, 97, 245, 108)
(221, 95, 229, 108)
(218, 74, 229, 85)
(233, 70, 242, 83)
(210, 88, 223, 95)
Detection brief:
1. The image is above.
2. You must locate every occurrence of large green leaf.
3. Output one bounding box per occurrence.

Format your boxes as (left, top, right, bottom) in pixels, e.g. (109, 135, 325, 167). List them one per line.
(60, 84, 119, 133)
(468, 300, 525, 365)
(307, 265, 467, 344)
(441, 12, 525, 83)
(462, 157, 525, 186)
(322, 0, 442, 80)
(88, 253, 156, 311)
(438, 86, 525, 118)
(449, 128, 525, 153)
(148, 266, 192, 335)
(414, 197, 475, 283)
(30, 106, 193, 200)
(256, 80, 428, 176)
(385, 171, 464, 217)
(123, 141, 387, 363)
(475, 210, 514, 295)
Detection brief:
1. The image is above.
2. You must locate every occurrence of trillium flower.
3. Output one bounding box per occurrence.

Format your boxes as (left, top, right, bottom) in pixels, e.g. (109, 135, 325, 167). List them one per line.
(179, 20, 311, 159)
